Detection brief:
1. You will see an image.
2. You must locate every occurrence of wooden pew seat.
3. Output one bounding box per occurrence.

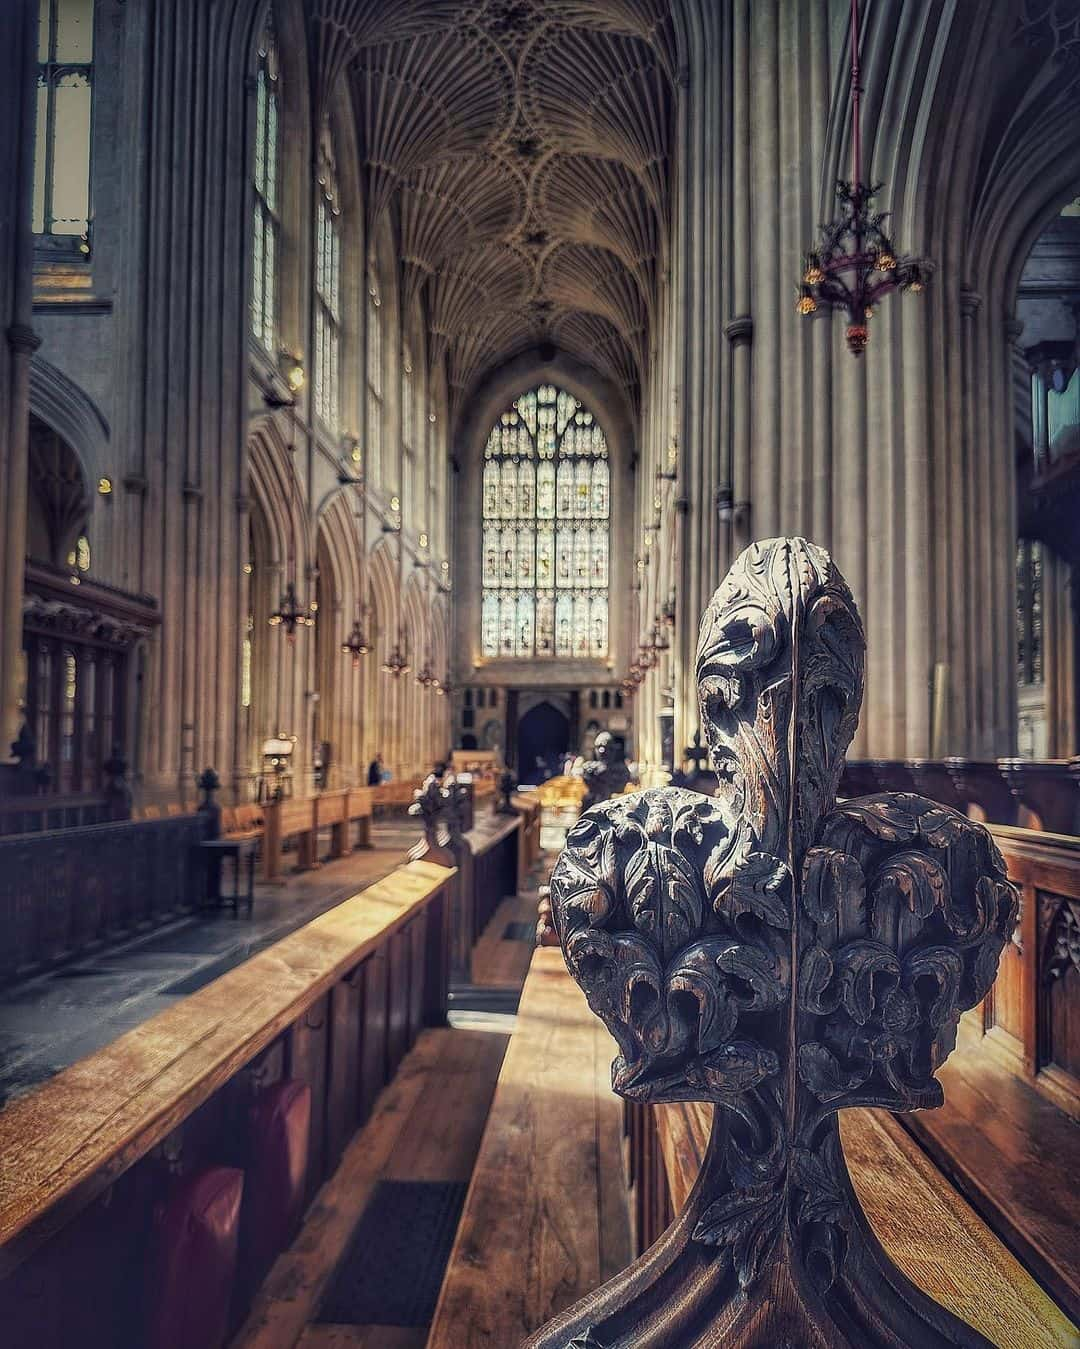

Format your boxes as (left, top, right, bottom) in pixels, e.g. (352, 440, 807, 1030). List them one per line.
(429, 951, 1077, 1349)
(222, 803, 265, 843)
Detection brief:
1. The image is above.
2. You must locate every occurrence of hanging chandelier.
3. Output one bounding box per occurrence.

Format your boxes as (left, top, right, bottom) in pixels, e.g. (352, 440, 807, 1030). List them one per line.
(269, 580, 314, 643)
(415, 661, 435, 688)
(340, 434, 371, 671)
(341, 610, 370, 668)
(382, 627, 411, 677)
(797, 0, 931, 354)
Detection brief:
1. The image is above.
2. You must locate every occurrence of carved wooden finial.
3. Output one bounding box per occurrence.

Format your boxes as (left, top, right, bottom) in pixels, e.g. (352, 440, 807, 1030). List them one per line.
(529, 537, 1018, 1349)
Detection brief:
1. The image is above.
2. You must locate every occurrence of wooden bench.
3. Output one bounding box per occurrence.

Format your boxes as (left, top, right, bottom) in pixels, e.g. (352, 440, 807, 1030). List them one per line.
(0, 858, 455, 1346)
(371, 778, 422, 815)
(221, 801, 265, 843)
(261, 787, 373, 882)
(429, 952, 1077, 1348)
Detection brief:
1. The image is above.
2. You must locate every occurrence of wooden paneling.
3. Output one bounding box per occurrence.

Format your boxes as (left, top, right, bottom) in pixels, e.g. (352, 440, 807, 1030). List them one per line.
(0, 860, 454, 1274)
(0, 812, 207, 983)
(985, 826, 1080, 1118)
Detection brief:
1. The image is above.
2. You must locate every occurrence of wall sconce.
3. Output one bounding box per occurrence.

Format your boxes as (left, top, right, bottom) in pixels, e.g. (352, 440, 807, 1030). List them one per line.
(98, 476, 113, 495)
(715, 486, 750, 528)
(280, 349, 305, 393)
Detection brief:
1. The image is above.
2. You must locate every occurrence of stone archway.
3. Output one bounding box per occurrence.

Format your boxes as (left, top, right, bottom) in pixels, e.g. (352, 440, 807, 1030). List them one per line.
(516, 700, 569, 784)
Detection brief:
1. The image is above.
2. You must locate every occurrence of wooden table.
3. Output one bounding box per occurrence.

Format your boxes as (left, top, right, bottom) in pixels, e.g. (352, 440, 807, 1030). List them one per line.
(198, 836, 256, 913)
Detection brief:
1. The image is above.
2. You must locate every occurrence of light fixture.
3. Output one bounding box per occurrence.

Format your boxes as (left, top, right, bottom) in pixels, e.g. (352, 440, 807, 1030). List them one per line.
(342, 617, 370, 668)
(98, 476, 113, 495)
(796, 0, 931, 354)
(269, 580, 315, 644)
(266, 391, 314, 640)
(382, 633, 411, 677)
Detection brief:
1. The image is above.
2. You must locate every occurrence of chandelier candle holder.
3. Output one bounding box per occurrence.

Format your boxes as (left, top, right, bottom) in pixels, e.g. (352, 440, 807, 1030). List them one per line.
(382, 628, 411, 677)
(269, 580, 315, 644)
(341, 434, 372, 670)
(797, 0, 931, 354)
(341, 613, 370, 667)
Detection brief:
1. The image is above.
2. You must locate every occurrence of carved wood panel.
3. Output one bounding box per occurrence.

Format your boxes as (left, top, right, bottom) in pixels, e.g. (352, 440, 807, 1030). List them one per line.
(530, 538, 1019, 1349)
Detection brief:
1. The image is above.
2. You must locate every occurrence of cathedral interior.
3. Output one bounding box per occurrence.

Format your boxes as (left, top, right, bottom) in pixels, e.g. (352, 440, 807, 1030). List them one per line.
(0, 1, 1079, 1346)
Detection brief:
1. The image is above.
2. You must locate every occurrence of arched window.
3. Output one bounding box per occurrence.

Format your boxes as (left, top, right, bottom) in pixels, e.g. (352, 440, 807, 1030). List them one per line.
(481, 384, 610, 660)
(33, 0, 95, 244)
(251, 6, 280, 352)
(402, 341, 415, 521)
(313, 121, 341, 429)
(366, 264, 383, 486)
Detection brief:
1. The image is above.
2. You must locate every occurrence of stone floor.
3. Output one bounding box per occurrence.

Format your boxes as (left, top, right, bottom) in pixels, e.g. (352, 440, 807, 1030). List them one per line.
(0, 819, 422, 1105)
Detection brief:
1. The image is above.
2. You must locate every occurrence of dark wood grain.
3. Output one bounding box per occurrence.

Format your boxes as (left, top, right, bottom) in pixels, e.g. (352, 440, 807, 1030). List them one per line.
(531, 538, 1020, 1349)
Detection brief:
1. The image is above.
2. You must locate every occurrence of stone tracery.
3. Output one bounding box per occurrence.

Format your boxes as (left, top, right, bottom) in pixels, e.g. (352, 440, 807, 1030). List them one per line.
(334, 0, 674, 411)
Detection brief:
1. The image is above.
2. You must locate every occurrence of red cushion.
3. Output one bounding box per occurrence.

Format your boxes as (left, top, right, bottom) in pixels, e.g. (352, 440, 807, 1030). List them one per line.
(146, 1166, 244, 1349)
(244, 1079, 312, 1281)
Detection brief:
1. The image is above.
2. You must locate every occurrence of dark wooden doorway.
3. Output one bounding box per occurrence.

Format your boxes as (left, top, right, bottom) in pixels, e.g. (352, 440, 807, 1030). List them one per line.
(516, 702, 569, 783)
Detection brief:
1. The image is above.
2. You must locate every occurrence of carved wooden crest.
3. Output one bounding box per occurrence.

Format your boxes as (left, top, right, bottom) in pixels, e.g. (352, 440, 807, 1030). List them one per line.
(529, 538, 1018, 1349)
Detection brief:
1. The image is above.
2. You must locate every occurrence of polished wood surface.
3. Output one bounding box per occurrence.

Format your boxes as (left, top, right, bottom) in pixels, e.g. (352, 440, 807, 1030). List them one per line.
(903, 1014, 1080, 1323)
(0, 859, 454, 1272)
(236, 1026, 508, 1349)
(427, 948, 632, 1348)
(650, 1098, 1077, 1349)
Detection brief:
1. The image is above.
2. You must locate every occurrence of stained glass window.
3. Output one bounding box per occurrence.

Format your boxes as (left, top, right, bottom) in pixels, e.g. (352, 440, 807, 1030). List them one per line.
(313, 122, 340, 430)
(480, 384, 610, 660)
(251, 6, 279, 352)
(34, 0, 94, 240)
(367, 266, 383, 486)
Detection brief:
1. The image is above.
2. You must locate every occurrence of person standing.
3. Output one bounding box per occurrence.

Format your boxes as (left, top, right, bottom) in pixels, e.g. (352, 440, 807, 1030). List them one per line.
(367, 753, 383, 786)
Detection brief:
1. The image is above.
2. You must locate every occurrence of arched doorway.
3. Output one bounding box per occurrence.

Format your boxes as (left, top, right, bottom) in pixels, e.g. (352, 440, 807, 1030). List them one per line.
(517, 701, 569, 783)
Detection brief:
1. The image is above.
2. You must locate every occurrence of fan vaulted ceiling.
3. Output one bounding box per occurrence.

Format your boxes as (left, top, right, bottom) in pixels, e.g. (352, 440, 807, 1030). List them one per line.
(311, 0, 675, 414)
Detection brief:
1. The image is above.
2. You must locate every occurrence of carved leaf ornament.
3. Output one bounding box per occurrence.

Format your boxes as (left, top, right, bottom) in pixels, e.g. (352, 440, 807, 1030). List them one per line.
(533, 538, 1018, 1349)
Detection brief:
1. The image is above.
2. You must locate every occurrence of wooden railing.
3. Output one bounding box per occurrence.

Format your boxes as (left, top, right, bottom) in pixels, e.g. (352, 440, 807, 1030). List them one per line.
(0, 859, 454, 1348)
(842, 757, 1080, 834)
(0, 793, 123, 836)
(0, 811, 209, 985)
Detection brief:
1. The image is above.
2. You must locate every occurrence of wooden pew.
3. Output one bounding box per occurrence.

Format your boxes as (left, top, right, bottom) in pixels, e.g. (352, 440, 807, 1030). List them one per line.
(260, 787, 373, 881)
(463, 812, 521, 949)
(430, 952, 1077, 1349)
(429, 948, 631, 1347)
(512, 792, 542, 888)
(370, 778, 422, 815)
(892, 822, 1080, 1320)
(0, 859, 454, 1347)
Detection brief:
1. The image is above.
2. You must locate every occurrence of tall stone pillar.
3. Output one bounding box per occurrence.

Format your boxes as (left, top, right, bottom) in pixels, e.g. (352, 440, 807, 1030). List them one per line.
(0, 1, 39, 766)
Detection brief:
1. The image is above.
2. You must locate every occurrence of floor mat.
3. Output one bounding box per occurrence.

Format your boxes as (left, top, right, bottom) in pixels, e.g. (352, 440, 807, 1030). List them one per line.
(316, 1179, 468, 1327)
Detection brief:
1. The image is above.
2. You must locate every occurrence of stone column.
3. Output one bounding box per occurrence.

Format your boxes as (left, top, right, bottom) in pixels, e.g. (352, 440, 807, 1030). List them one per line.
(0, 0, 39, 765)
